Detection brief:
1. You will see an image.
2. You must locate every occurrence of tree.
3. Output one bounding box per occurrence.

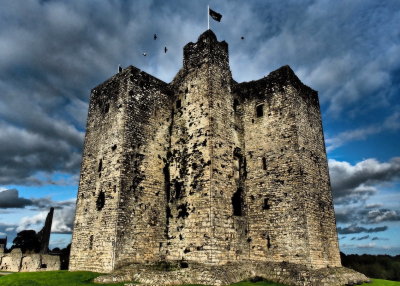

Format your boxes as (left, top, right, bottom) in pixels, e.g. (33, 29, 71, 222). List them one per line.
(12, 230, 40, 253)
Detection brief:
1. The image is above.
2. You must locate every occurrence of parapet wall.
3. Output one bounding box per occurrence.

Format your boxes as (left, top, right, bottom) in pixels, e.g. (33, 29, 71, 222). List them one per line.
(0, 248, 60, 272)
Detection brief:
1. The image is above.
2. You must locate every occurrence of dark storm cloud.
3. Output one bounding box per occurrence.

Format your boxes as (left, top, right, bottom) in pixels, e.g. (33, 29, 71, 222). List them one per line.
(330, 157, 400, 229)
(329, 157, 400, 204)
(0, 0, 207, 185)
(371, 237, 388, 241)
(0, 189, 32, 208)
(335, 205, 400, 225)
(0, 188, 75, 210)
(0, 0, 400, 186)
(0, 188, 75, 234)
(361, 208, 400, 224)
(337, 225, 388, 235)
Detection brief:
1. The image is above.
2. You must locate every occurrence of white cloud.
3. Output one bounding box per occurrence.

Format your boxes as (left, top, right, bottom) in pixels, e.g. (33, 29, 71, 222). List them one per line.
(357, 243, 376, 249)
(329, 157, 400, 203)
(15, 198, 76, 234)
(326, 111, 400, 152)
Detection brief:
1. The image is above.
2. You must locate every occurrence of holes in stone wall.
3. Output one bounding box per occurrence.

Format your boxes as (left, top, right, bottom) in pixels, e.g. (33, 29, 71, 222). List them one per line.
(177, 203, 189, 219)
(232, 187, 243, 216)
(111, 144, 117, 151)
(233, 99, 239, 112)
(104, 102, 110, 113)
(96, 191, 105, 211)
(263, 198, 270, 210)
(262, 157, 267, 170)
(176, 99, 182, 109)
(256, 104, 264, 117)
(163, 164, 171, 202)
(180, 261, 189, 268)
(98, 159, 102, 177)
(41, 264, 47, 268)
(175, 181, 183, 200)
(89, 235, 94, 250)
(267, 235, 271, 249)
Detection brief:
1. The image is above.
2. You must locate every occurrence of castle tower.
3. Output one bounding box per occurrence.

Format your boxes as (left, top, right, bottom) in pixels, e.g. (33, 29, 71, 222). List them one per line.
(70, 30, 343, 276)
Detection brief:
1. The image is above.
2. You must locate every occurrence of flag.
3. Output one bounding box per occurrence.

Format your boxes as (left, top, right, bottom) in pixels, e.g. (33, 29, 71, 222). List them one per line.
(209, 8, 222, 22)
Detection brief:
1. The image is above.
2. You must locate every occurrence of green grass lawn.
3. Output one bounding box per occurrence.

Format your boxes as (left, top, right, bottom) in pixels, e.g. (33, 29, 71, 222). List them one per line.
(0, 271, 287, 286)
(0, 271, 399, 286)
(360, 279, 400, 286)
(0, 271, 126, 286)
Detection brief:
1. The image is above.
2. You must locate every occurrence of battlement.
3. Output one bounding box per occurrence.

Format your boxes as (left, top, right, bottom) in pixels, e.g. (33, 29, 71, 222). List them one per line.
(234, 65, 319, 107)
(183, 29, 229, 71)
(69, 30, 348, 285)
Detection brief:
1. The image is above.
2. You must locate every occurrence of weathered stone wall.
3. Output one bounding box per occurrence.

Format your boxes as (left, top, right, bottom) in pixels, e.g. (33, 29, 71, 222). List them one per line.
(114, 68, 172, 267)
(292, 78, 341, 268)
(0, 249, 60, 272)
(234, 73, 311, 266)
(70, 29, 344, 280)
(69, 68, 128, 272)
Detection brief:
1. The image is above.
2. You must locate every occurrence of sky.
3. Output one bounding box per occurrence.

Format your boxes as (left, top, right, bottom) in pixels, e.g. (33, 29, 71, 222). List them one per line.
(0, 0, 399, 255)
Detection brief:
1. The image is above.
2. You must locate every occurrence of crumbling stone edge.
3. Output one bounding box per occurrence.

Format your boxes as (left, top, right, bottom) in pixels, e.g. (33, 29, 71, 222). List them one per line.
(94, 261, 369, 286)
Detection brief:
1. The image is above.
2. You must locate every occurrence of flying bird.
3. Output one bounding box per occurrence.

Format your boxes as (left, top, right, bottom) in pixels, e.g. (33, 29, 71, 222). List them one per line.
(143, 52, 147, 56)
(164, 46, 168, 53)
(154, 34, 157, 40)
(241, 36, 245, 40)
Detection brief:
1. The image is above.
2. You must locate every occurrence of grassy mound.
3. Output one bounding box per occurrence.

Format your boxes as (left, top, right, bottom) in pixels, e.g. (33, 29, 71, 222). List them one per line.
(360, 279, 400, 285)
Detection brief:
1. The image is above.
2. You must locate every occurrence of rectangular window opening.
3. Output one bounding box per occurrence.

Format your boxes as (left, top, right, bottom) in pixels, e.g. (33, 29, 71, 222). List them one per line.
(263, 198, 270, 210)
(233, 99, 239, 112)
(262, 157, 267, 170)
(256, 104, 264, 117)
(232, 188, 243, 216)
(89, 235, 94, 250)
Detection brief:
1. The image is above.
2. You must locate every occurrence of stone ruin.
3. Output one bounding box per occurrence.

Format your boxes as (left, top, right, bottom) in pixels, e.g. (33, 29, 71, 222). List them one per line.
(69, 30, 368, 285)
(0, 208, 60, 272)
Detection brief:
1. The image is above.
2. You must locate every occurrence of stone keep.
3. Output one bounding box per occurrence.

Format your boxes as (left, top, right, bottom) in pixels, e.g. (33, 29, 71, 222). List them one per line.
(70, 30, 341, 273)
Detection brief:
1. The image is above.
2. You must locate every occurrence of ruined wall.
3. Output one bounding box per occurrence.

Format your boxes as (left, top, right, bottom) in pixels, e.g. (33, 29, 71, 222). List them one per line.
(0, 249, 60, 272)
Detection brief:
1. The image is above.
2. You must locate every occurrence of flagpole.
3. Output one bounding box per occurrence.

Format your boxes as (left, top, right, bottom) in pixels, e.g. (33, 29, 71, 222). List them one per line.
(207, 5, 210, 30)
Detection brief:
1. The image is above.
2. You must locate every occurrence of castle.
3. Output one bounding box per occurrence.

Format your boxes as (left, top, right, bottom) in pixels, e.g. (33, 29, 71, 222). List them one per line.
(70, 30, 367, 285)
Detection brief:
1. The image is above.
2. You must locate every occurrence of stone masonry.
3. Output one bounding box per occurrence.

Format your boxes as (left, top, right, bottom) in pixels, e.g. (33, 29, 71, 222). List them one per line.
(0, 249, 60, 272)
(0, 208, 60, 272)
(69, 30, 368, 285)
